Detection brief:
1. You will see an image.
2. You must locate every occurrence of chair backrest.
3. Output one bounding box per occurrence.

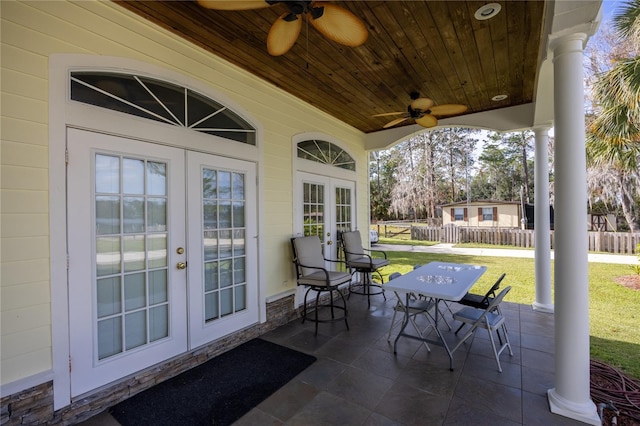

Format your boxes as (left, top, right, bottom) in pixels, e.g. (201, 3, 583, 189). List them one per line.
(480, 273, 506, 305)
(291, 236, 325, 276)
(341, 230, 364, 261)
(485, 285, 511, 313)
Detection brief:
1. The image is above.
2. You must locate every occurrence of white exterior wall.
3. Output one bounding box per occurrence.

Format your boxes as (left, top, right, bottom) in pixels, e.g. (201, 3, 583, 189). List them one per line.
(1, 0, 368, 387)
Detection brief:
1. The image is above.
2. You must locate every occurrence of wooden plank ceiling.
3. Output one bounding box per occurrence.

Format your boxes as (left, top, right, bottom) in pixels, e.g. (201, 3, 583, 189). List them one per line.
(116, 1, 546, 134)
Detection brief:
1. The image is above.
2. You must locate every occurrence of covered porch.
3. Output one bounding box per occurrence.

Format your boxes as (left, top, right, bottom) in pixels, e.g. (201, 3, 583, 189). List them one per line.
(85, 291, 585, 425)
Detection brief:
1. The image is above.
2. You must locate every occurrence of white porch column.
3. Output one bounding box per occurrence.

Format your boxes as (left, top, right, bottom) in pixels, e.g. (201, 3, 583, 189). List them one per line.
(547, 34, 599, 425)
(532, 127, 553, 312)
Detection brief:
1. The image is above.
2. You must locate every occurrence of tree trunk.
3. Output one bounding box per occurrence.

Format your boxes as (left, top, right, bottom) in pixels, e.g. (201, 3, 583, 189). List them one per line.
(619, 173, 640, 232)
(521, 133, 530, 202)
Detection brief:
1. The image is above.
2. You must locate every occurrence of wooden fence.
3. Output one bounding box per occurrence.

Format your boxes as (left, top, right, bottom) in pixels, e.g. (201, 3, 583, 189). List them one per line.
(410, 225, 640, 254)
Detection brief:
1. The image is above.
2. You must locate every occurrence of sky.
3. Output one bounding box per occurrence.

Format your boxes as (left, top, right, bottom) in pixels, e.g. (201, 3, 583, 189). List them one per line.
(601, 0, 623, 22)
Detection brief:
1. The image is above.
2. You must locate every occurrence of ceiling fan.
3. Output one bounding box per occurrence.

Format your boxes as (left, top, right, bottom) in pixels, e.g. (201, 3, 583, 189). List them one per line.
(197, 1, 368, 56)
(373, 92, 468, 129)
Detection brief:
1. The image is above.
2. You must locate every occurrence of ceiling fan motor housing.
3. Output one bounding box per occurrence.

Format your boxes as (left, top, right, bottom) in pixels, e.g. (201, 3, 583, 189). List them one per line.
(275, 1, 324, 20)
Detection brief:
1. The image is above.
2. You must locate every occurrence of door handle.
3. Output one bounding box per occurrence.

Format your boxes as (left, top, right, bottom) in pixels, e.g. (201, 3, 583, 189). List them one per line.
(177, 262, 187, 270)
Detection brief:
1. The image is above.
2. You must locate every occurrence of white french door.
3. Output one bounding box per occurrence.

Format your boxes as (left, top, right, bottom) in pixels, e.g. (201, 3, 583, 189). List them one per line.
(186, 151, 258, 349)
(67, 129, 257, 396)
(295, 172, 355, 262)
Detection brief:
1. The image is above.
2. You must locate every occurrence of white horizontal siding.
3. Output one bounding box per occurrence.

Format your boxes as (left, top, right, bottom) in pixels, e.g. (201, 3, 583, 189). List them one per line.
(2, 326, 52, 360)
(0, 259, 50, 287)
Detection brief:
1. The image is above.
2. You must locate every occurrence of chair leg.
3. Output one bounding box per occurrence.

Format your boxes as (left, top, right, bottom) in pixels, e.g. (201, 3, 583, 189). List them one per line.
(314, 290, 321, 335)
(387, 303, 400, 341)
(486, 326, 502, 372)
(337, 287, 349, 330)
(301, 287, 312, 324)
(501, 323, 513, 356)
(329, 289, 336, 320)
(408, 314, 431, 352)
(454, 322, 465, 335)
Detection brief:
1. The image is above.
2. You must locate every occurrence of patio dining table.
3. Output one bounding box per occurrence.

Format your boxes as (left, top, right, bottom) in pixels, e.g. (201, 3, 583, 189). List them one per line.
(384, 261, 487, 370)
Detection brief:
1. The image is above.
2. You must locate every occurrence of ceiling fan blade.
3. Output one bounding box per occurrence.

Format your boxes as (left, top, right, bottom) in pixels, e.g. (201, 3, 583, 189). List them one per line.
(429, 104, 468, 116)
(267, 13, 302, 56)
(415, 114, 438, 128)
(197, 0, 272, 10)
(308, 3, 368, 47)
(383, 117, 409, 128)
(410, 97, 434, 111)
(372, 111, 405, 117)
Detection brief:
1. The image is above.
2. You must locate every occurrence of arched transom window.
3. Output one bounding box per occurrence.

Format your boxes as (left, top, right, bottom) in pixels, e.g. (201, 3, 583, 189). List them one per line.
(70, 72, 256, 145)
(297, 139, 355, 171)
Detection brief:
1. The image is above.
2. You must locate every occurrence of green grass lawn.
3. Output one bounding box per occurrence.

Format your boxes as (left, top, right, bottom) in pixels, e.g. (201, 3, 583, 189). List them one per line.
(374, 241, 640, 380)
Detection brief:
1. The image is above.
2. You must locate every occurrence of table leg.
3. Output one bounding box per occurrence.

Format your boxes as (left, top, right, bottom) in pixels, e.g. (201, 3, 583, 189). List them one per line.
(433, 298, 454, 371)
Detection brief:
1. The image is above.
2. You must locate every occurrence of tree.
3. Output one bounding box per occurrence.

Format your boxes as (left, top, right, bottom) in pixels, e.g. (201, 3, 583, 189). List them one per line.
(379, 128, 478, 221)
(585, 0, 640, 231)
(369, 150, 400, 221)
(473, 131, 534, 202)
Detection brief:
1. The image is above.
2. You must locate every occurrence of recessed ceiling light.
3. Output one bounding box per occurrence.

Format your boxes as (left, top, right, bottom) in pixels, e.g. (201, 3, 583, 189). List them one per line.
(492, 94, 508, 101)
(475, 3, 502, 21)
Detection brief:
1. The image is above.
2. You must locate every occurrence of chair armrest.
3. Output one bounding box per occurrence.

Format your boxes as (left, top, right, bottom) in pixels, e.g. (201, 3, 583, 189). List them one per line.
(363, 248, 387, 259)
(292, 258, 331, 281)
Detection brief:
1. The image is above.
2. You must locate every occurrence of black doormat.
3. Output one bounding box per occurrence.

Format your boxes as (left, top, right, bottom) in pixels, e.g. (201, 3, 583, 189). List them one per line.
(109, 338, 316, 426)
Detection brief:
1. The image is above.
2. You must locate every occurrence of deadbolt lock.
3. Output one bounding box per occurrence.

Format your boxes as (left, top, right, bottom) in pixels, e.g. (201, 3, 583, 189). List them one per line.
(176, 247, 185, 254)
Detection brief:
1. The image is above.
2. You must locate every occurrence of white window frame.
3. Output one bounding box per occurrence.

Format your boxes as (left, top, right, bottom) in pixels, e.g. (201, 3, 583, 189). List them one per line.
(482, 207, 494, 221)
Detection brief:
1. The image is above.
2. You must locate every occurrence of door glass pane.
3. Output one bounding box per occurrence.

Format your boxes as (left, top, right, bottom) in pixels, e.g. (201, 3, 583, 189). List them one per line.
(203, 200, 217, 229)
(98, 317, 122, 360)
(303, 182, 324, 239)
(97, 277, 121, 317)
(218, 171, 231, 199)
(205, 292, 219, 321)
(148, 234, 167, 269)
(147, 198, 166, 232)
(220, 288, 233, 316)
(94, 153, 170, 360)
(234, 285, 246, 311)
(219, 259, 233, 288)
(95, 155, 120, 193)
(123, 235, 145, 272)
(233, 201, 245, 227)
(123, 158, 144, 194)
(219, 229, 232, 258)
(149, 270, 167, 304)
(335, 187, 352, 234)
(232, 173, 244, 199)
(204, 230, 218, 260)
(124, 273, 145, 310)
(125, 311, 147, 350)
(96, 196, 120, 235)
(204, 261, 218, 291)
(149, 305, 168, 342)
(123, 197, 145, 233)
(232, 229, 245, 256)
(97, 236, 121, 276)
(219, 201, 231, 228)
(201, 166, 247, 324)
(234, 257, 245, 284)
(147, 162, 166, 196)
(203, 169, 217, 198)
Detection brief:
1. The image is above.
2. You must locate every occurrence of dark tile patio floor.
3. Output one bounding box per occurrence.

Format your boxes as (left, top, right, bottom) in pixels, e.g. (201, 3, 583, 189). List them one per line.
(81, 290, 588, 425)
